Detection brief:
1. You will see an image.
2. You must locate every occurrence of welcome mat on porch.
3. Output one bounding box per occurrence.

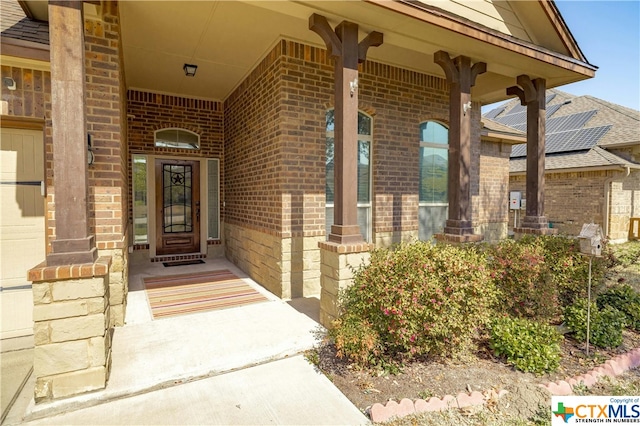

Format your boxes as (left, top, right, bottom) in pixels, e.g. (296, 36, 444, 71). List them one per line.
(162, 259, 205, 267)
(143, 270, 269, 319)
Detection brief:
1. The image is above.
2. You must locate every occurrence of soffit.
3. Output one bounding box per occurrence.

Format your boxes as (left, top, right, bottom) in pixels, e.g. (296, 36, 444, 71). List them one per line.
(24, 0, 596, 105)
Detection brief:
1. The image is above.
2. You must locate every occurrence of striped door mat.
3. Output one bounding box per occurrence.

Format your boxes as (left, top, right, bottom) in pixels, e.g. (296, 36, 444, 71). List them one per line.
(143, 270, 269, 319)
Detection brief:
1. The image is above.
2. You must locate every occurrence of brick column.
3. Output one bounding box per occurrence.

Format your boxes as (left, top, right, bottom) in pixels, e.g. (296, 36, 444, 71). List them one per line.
(434, 51, 486, 243)
(28, 257, 112, 402)
(507, 75, 556, 237)
(318, 241, 372, 327)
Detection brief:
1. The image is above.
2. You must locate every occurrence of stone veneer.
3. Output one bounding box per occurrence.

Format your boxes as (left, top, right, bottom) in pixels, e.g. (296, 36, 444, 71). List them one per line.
(225, 223, 323, 299)
(318, 241, 373, 328)
(28, 257, 112, 402)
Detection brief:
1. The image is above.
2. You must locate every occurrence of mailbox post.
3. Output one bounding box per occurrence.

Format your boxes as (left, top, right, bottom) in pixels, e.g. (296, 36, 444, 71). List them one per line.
(577, 223, 604, 356)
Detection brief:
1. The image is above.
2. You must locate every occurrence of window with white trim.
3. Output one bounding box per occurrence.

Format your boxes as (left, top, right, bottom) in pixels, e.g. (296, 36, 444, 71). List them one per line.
(325, 109, 372, 242)
(132, 154, 148, 244)
(419, 121, 448, 241)
(154, 128, 200, 150)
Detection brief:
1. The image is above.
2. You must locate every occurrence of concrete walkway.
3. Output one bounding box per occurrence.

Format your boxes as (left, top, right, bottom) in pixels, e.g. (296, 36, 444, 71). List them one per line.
(2, 258, 369, 425)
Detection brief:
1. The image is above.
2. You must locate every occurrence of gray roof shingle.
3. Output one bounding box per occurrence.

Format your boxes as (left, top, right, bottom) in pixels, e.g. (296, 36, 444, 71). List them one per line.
(1, 0, 49, 45)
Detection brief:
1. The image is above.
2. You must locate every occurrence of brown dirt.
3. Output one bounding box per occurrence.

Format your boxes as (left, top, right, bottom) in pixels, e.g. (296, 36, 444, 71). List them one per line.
(310, 259, 640, 422)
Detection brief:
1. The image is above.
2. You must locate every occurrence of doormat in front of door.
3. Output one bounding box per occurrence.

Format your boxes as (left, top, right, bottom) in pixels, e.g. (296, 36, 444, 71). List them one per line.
(162, 259, 205, 267)
(143, 270, 269, 319)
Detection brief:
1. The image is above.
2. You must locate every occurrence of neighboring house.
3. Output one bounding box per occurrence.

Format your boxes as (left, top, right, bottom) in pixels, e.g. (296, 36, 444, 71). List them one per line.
(485, 89, 640, 242)
(1, 0, 595, 401)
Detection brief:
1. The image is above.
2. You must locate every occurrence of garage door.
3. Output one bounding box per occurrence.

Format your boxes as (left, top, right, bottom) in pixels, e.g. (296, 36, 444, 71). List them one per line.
(0, 127, 45, 341)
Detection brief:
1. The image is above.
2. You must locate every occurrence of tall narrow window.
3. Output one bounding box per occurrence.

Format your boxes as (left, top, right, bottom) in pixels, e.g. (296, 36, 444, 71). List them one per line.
(132, 155, 148, 244)
(207, 159, 220, 239)
(326, 110, 372, 242)
(419, 121, 448, 241)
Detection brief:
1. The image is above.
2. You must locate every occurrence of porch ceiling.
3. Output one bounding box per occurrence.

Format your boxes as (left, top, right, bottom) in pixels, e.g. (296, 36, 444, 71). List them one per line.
(116, 0, 595, 105)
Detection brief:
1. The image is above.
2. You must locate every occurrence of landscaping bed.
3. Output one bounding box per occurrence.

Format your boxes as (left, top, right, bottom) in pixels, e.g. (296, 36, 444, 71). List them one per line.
(308, 239, 640, 425)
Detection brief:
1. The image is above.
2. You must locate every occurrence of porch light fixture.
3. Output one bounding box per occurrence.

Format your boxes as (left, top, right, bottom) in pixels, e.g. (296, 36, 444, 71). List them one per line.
(183, 63, 198, 77)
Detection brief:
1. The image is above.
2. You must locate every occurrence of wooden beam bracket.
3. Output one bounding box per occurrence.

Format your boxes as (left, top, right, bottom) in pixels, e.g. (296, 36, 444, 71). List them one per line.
(358, 31, 384, 63)
(309, 13, 342, 58)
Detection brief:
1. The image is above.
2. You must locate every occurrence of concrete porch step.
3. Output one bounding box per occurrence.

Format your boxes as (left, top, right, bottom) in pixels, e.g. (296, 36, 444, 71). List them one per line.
(22, 298, 321, 422)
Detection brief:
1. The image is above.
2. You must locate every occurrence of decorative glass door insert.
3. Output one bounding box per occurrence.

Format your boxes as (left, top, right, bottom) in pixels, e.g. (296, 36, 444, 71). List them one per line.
(155, 159, 200, 255)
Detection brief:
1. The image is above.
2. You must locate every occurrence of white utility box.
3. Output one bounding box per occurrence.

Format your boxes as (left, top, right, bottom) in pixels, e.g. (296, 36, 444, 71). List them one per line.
(509, 191, 521, 210)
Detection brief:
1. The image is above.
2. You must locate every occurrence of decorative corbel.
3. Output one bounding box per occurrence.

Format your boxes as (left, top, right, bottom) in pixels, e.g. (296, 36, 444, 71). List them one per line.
(309, 13, 342, 58)
(358, 31, 384, 63)
(434, 50, 459, 84)
(507, 75, 545, 105)
(470, 61, 487, 86)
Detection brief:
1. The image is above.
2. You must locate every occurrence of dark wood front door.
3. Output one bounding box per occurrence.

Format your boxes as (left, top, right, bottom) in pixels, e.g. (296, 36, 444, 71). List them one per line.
(155, 159, 200, 255)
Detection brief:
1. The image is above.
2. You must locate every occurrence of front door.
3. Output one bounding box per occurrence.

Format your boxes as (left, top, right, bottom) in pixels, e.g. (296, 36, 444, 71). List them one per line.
(155, 159, 200, 255)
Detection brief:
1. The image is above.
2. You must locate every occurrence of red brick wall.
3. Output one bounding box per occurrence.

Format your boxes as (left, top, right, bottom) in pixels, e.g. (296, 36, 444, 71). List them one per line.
(127, 90, 225, 228)
(84, 1, 128, 251)
(225, 39, 506, 242)
(509, 171, 608, 236)
(224, 45, 285, 236)
(476, 139, 511, 228)
(359, 60, 449, 236)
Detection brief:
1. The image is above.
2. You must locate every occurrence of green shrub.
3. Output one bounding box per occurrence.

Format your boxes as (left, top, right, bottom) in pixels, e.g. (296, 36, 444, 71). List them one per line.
(329, 313, 382, 367)
(488, 238, 560, 322)
(489, 316, 562, 374)
(564, 299, 627, 348)
(534, 235, 606, 307)
(597, 285, 640, 331)
(612, 241, 640, 267)
(331, 241, 498, 367)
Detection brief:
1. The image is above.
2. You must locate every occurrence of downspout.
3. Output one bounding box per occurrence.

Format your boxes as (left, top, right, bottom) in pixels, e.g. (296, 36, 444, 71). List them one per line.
(603, 166, 631, 239)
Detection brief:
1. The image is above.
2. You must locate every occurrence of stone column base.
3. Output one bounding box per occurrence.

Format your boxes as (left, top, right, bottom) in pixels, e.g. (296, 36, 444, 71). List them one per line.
(318, 241, 373, 328)
(514, 227, 557, 240)
(28, 256, 113, 403)
(434, 233, 484, 245)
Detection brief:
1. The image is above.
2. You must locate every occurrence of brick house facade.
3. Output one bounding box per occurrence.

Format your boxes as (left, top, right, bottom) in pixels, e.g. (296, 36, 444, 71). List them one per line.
(2, 0, 596, 402)
(487, 89, 640, 242)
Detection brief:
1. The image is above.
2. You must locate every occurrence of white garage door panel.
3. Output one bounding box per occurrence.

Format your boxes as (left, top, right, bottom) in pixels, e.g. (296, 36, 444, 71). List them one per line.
(0, 128, 45, 340)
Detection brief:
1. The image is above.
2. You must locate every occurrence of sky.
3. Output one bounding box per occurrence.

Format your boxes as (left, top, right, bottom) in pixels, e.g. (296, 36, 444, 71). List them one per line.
(485, 0, 640, 112)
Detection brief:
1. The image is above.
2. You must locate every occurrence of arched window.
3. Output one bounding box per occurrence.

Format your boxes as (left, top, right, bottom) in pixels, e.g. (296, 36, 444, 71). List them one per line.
(154, 128, 200, 150)
(419, 121, 448, 241)
(325, 109, 372, 242)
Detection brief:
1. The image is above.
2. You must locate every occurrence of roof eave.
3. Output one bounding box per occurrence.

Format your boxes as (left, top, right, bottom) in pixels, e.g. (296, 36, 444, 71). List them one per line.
(481, 130, 526, 145)
(510, 164, 640, 175)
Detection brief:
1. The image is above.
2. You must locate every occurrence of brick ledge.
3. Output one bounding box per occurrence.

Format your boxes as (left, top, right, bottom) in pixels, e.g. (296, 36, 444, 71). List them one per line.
(28, 256, 112, 283)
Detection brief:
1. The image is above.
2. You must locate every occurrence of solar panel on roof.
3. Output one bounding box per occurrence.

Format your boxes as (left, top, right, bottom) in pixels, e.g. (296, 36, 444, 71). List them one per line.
(544, 130, 584, 154)
(510, 125, 612, 158)
(496, 111, 527, 127)
(484, 106, 505, 119)
(560, 125, 611, 152)
(554, 110, 597, 133)
(511, 143, 526, 157)
(504, 103, 527, 116)
(546, 104, 562, 118)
